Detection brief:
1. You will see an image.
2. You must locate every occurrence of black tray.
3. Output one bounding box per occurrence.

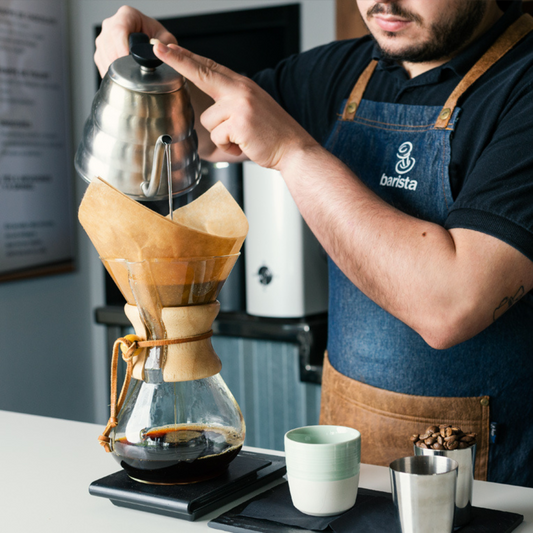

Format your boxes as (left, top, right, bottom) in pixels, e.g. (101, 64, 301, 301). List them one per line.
(208, 482, 524, 533)
(89, 450, 286, 521)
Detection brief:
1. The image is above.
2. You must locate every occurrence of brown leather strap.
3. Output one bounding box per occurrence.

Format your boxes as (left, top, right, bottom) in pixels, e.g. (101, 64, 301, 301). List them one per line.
(435, 13, 533, 129)
(342, 60, 378, 121)
(98, 331, 214, 452)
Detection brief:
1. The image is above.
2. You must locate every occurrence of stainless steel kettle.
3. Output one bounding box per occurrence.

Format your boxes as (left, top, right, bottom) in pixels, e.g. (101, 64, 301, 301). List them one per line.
(75, 33, 201, 201)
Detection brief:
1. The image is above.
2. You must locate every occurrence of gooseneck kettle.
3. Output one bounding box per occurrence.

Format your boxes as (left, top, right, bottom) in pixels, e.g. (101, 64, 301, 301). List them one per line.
(75, 33, 201, 201)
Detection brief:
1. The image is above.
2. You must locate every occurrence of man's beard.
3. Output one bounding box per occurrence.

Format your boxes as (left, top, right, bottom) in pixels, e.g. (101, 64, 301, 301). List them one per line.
(368, 1, 488, 63)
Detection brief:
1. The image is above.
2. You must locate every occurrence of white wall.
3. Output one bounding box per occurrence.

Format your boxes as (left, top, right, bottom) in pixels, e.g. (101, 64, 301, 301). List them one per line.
(0, 0, 335, 424)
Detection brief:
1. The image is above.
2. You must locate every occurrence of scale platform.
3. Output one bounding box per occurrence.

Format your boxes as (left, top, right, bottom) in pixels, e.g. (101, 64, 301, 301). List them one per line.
(89, 450, 286, 521)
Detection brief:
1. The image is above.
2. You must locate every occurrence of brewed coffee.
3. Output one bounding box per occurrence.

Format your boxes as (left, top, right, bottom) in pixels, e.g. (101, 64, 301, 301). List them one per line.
(113, 424, 242, 484)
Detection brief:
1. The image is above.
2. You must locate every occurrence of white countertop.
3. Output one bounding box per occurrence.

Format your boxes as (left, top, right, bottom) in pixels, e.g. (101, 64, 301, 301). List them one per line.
(1, 410, 531, 532)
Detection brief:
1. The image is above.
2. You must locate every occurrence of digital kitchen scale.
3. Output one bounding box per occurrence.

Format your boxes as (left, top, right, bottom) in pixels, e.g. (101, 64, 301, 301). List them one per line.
(89, 450, 286, 521)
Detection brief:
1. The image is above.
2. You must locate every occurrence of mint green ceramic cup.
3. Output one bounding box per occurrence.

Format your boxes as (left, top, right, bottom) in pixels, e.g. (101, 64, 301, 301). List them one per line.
(284, 425, 361, 516)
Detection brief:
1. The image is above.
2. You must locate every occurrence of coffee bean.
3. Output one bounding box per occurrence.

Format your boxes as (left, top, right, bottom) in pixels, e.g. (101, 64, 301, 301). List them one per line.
(411, 425, 476, 451)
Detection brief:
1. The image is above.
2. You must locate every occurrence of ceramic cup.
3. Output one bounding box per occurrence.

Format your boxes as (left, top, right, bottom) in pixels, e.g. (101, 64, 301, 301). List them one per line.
(390, 455, 458, 533)
(284, 425, 361, 516)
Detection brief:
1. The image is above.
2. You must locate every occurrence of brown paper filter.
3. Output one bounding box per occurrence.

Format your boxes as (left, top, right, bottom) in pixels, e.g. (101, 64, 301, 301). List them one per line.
(79, 177, 248, 305)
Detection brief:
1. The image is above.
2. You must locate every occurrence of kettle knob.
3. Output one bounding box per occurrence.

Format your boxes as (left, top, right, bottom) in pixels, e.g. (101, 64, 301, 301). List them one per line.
(129, 32, 162, 69)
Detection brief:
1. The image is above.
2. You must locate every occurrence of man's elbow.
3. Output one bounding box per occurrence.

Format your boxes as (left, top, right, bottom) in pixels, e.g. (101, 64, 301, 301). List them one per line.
(421, 330, 464, 351)
(415, 306, 483, 351)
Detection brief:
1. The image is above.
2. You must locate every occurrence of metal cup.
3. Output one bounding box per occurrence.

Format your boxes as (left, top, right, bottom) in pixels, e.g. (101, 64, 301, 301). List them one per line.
(414, 444, 476, 527)
(390, 455, 458, 533)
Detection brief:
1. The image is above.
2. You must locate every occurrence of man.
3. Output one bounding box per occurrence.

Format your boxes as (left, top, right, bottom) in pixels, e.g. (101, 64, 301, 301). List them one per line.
(94, 1, 533, 487)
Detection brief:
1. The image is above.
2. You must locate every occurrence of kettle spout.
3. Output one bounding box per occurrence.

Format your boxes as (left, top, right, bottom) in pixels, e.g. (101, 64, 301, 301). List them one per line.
(141, 135, 172, 198)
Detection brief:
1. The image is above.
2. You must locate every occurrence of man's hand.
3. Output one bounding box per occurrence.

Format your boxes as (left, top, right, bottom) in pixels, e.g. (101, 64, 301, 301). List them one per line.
(153, 42, 319, 169)
(94, 6, 177, 78)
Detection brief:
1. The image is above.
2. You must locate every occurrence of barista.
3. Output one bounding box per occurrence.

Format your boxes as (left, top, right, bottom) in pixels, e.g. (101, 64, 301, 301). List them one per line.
(94, 1, 533, 487)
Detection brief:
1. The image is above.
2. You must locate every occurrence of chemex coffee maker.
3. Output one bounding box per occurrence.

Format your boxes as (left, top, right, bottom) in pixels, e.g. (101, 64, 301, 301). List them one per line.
(75, 36, 285, 510)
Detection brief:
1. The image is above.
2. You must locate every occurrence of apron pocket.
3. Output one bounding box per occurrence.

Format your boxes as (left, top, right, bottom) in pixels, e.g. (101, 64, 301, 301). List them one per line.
(320, 352, 490, 480)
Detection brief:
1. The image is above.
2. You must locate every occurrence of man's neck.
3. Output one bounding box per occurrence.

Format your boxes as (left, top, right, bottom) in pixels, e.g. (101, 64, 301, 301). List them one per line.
(402, 2, 504, 79)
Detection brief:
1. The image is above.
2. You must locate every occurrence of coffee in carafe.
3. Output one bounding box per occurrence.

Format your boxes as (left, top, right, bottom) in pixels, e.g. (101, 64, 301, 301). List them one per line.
(115, 423, 243, 484)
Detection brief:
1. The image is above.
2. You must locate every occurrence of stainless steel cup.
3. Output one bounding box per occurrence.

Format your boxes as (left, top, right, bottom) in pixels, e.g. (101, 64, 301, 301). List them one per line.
(414, 444, 476, 527)
(390, 455, 458, 533)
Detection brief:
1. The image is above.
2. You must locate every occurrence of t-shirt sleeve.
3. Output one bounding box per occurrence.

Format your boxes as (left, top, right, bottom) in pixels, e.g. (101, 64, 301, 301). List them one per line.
(445, 79, 533, 262)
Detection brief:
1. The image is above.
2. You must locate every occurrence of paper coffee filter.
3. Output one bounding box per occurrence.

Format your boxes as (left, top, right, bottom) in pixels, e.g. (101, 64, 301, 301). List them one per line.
(78, 177, 248, 305)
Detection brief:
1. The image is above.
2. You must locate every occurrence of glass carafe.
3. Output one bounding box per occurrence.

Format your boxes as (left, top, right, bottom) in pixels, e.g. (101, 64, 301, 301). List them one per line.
(100, 256, 245, 485)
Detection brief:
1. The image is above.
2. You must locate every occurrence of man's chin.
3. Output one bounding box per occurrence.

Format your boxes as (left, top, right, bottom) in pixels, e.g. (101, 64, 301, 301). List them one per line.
(373, 36, 439, 64)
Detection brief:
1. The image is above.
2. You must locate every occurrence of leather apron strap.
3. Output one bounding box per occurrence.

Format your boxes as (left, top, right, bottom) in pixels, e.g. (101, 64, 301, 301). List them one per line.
(342, 13, 533, 127)
(436, 13, 533, 128)
(342, 60, 378, 121)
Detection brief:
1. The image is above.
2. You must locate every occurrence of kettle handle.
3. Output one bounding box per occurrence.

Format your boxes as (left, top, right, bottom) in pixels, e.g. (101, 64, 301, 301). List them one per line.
(129, 32, 162, 69)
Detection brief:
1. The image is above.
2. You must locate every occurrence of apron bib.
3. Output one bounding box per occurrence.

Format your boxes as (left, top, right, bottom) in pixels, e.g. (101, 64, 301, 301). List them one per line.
(320, 14, 533, 486)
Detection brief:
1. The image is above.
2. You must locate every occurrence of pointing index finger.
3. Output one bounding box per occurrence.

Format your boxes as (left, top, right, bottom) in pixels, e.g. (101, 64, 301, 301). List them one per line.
(153, 42, 238, 100)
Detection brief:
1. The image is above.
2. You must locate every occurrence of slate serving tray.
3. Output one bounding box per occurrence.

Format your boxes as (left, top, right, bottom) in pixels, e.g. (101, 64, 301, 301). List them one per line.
(208, 482, 524, 533)
(89, 450, 286, 521)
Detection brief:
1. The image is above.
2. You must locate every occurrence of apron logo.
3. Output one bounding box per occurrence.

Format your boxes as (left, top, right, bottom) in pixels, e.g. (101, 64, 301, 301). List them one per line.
(395, 142, 416, 174)
(379, 141, 418, 191)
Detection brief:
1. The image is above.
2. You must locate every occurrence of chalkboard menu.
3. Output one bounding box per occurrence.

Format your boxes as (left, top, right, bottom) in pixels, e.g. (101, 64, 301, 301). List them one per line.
(0, 0, 74, 282)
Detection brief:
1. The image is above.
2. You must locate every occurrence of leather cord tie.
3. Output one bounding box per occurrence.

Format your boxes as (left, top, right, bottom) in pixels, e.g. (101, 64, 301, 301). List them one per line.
(98, 330, 214, 452)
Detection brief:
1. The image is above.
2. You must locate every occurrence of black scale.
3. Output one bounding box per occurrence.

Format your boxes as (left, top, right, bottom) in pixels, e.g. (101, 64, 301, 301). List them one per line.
(89, 450, 286, 521)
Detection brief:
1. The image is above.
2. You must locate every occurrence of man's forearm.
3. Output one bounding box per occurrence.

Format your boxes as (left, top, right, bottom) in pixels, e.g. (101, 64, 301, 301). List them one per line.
(280, 143, 530, 349)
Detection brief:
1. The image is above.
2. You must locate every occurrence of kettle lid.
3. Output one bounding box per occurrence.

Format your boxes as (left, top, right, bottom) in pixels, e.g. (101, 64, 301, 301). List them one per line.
(109, 33, 185, 94)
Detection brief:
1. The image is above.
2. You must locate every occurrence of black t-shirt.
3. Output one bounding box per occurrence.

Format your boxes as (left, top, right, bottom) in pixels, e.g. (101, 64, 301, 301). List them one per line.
(254, 3, 533, 262)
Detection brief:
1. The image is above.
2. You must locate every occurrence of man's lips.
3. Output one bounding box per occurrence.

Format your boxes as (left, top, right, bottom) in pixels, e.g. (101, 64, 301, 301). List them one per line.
(373, 15, 412, 32)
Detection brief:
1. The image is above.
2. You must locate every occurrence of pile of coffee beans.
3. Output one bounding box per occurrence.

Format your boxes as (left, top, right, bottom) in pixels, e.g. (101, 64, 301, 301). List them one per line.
(411, 425, 477, 450)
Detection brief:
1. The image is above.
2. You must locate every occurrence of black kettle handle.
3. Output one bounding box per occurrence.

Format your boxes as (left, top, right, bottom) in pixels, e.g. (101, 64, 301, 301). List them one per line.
(129, 32, 162, 69)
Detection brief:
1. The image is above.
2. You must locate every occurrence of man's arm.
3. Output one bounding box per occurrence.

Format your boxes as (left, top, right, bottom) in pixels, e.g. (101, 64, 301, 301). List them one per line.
(152, 41, 533, 350)
(282, 145, 533, 349)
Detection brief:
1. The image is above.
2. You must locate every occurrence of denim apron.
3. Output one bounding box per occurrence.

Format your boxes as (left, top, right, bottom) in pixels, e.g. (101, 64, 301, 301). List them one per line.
(321, 15, 533, 486)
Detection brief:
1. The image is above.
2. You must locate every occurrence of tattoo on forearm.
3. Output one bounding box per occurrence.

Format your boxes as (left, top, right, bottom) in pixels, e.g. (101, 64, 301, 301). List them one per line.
(493, 286, 525, 321)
